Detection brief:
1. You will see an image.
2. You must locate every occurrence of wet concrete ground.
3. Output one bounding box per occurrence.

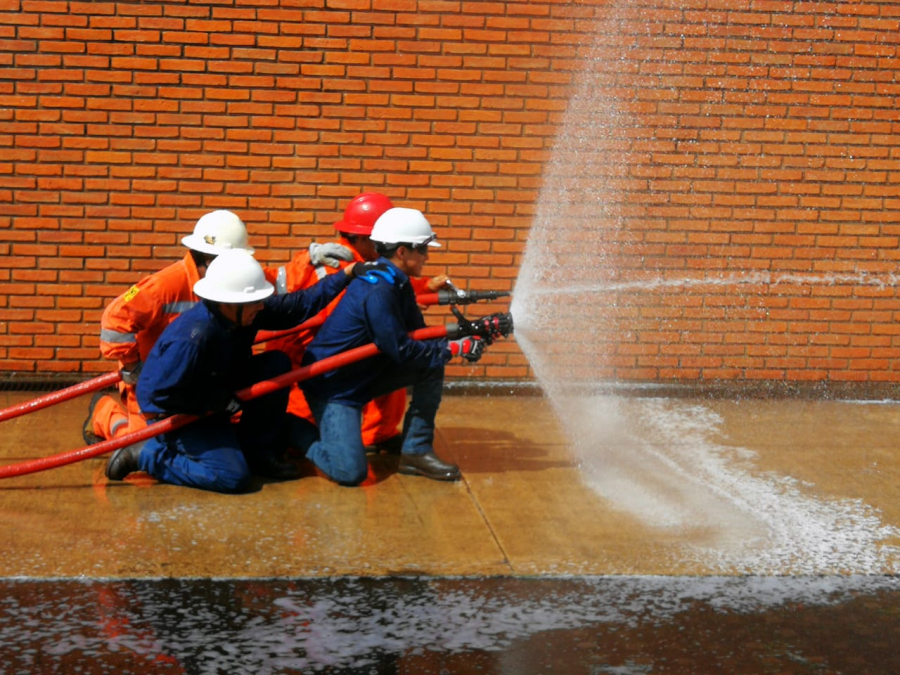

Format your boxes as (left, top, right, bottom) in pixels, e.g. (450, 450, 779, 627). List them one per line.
(3, 576, 900, 674)
(1, 390, 899, 672)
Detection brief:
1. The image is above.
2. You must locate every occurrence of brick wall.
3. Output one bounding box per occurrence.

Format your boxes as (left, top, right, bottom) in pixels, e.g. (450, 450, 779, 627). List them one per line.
(1, 0, 899, 388)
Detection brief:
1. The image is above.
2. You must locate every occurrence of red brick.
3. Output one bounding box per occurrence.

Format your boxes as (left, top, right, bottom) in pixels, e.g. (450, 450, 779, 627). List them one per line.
(0, 1, 895, 383)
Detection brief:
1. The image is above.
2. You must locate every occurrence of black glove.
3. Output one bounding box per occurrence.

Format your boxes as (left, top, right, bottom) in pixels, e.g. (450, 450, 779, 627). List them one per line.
(448, 336, 485, 363)
(452, 310, 513, 344)
(352, 262, 396, 284)
(223, 396, 242, 416)
(119, 361, 143, 385)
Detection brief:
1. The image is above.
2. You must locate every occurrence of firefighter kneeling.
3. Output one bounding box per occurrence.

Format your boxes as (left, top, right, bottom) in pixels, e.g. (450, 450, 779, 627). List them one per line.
(300, 207, 497, 485)
(103, 249, 377, 493)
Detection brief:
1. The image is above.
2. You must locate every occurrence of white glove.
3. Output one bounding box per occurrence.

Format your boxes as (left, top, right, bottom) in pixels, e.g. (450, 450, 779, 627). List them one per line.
(309, 242, 354, 269)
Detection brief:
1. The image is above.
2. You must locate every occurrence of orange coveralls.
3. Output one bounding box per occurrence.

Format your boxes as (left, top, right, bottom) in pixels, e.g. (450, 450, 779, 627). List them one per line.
(90, 253, 203, 440)
(263, 240, 429, 447)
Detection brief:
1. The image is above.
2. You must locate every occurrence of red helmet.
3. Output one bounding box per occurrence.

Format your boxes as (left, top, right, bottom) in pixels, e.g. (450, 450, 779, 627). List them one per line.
(333, 192, 395, 236)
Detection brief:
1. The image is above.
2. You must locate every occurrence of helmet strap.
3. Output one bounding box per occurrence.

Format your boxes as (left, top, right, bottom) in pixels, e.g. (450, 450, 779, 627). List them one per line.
(211, 302, 242, 326)
(190, 250, 215, 273)
(375, 242, 398, 258)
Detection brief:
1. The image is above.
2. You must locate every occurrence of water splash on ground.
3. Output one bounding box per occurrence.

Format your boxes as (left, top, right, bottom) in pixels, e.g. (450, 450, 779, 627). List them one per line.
(3, 576, 899, 672)
(510, 7, 900, 575)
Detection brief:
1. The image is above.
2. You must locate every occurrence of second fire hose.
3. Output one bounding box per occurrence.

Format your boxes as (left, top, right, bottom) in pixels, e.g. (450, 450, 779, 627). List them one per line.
(0, 288, 510, 425)
(0, 311, 514, 479)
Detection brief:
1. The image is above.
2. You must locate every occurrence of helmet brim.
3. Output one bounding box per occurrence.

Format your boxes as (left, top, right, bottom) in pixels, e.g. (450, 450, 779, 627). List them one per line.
(182, 234, 255, 256)
(333, 220, 373, 236)
(194, 279, 274, 304)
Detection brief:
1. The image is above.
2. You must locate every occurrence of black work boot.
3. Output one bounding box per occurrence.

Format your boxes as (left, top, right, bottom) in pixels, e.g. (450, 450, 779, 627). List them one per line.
(82, 390, 111, 445)
(105, 443, 142, 481)
(398, 451, 461, 481)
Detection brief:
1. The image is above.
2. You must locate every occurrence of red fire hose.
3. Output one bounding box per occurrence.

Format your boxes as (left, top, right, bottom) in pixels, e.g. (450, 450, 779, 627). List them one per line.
(0, 325, 451, 479)
(0, 313, 337, 425)
(0, 371, 124, 424)
(0, 288, 508, 424)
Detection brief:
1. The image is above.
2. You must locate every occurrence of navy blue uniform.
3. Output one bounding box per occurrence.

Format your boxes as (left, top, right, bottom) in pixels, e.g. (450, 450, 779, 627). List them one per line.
(302, 259, 449, 405)
(301, 259, 451, 485)
(132, 271, 351, 493)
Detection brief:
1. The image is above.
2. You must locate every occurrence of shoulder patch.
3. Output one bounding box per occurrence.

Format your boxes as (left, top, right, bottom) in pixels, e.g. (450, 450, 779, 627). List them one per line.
(123, 285, 141, 303)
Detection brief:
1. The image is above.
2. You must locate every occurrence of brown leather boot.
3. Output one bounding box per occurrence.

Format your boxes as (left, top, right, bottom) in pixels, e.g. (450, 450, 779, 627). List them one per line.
(398, 452, 460, 481)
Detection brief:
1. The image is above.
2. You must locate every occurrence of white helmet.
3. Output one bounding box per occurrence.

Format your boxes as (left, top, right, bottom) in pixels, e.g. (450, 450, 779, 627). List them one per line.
(193, 250, 274, 303)
(370, 208, 441, 248)
(182, 210, 255, 256)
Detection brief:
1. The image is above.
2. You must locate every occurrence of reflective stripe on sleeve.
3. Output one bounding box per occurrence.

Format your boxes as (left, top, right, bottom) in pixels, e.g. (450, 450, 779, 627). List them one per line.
(100, 329, 137, 344)
(162, 300, 197, 314)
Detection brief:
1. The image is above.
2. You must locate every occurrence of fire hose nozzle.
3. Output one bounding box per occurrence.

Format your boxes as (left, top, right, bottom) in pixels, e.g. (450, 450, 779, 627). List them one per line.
(446, 310, 514, 344)
(435, 289, 512, 305)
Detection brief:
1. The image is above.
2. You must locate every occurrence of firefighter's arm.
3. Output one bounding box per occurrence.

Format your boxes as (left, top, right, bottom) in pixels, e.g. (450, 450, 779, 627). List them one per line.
(412, 275, 449, 310)
(264, 251, 323, 295)
(98, 282, 163, 368)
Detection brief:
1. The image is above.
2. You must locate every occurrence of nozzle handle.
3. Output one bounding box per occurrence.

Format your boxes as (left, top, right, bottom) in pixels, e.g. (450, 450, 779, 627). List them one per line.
(434, 289, 511, 305)
(445, 310, 514, 344)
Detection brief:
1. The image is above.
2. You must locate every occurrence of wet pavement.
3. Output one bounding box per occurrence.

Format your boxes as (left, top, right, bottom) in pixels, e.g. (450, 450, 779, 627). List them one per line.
(1, 390, 899, 672)
(3, 576, 900, 674)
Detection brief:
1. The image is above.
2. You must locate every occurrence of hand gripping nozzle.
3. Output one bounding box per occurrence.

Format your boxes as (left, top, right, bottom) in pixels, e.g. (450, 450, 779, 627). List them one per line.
(446, 307, 514, 345)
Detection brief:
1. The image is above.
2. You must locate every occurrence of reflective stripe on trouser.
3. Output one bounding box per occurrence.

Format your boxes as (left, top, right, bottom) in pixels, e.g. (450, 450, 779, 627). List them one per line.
(90, 391, 147, 441)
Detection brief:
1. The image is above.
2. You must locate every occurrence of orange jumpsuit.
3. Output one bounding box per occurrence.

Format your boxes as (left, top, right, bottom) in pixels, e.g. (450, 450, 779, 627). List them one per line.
(263, 240, 408, 447)
(90, 253, 203, 440)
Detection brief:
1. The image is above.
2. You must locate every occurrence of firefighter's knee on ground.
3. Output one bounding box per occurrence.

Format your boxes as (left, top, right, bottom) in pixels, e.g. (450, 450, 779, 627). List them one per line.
(327, 460, 369, 487)
(209, 467, 253, 494)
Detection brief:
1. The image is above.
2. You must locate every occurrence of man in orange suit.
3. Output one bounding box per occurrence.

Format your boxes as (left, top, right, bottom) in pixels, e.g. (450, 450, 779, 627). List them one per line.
(83, 210, 255, 446)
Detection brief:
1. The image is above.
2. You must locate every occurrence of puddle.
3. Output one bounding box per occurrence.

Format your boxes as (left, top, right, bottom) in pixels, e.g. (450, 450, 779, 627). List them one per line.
(2, 576, 898, 673)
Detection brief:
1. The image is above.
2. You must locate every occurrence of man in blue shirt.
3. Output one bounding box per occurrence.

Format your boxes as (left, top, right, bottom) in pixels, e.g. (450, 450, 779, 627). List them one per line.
(300, 208, 486, 486)
(103, 249, 379, 493)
